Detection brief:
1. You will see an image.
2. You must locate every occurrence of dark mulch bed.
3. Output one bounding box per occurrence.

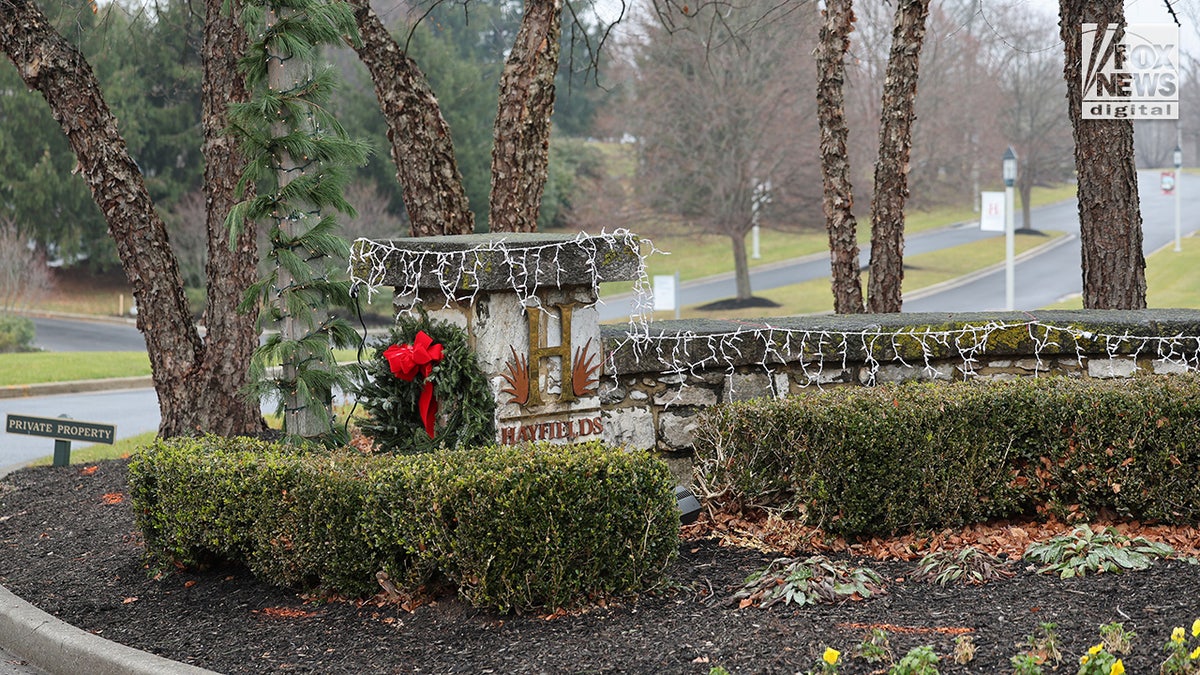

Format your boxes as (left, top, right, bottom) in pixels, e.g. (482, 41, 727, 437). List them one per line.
(2, 460, 1199, 674)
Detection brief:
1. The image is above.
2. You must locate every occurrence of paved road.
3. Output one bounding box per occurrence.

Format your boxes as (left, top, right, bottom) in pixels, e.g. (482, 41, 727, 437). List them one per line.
(601, 169, 1199, 320)
(907, 170, 1197, 312)
(598, 195, 1042, 321)
(29, 316, 144, 352)
(0, 650, 44, 675)
(0, 388, 160, 474)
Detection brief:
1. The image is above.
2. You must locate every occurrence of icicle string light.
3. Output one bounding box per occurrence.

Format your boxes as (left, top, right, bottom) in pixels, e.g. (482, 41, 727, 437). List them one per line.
(349, 235, 1200, 397)
(606, 319, 1200, 399)
(349, 228, 665, 325)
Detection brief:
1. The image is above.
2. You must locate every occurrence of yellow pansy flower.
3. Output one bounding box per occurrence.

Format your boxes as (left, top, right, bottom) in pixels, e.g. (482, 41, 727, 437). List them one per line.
(1193, 618, 1200, 638)
(1089, 643, 1104, 655)
(1080, 654, 1090, 665)
(1191, 645, 1200, 660)
(1173, 626, 1187, 644)
(1109, 659, 1124, 675)
(823, 647, 840, 665)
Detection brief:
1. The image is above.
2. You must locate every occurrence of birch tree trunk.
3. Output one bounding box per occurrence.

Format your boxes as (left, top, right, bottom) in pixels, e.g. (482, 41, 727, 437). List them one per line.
(1059, 1, 1146, 309)
(816, 0, 865, 314)
(347, 0, 475, 237)
(488, 0, 563, 233)
(187, 0, 266, 437)
(0, 0, 240, 437)
(866, 0, 930, 314)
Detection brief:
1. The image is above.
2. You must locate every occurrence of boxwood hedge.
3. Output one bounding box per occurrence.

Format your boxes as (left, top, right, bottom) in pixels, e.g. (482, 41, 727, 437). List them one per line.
(129, 438, 679, 612)
(694, 374, 1200, 537)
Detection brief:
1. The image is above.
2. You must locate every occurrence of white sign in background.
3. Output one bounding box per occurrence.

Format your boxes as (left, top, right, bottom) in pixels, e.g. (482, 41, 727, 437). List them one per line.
(653, 274, 677, 311)
(1082, 23, 1179, 120)
(980, 191, 1006, 232)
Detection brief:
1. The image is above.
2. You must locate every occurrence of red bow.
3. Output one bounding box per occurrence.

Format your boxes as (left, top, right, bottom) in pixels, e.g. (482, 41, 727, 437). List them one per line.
(383, 330, 445, 439)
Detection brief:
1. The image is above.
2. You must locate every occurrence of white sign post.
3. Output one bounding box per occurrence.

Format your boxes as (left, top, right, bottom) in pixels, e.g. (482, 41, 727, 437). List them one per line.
(980, 191, 1006, 232)
(653, 273, 680, 319)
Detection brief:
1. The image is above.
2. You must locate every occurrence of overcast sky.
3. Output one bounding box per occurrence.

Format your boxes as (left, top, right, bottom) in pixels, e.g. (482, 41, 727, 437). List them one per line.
(1034, 0, 1187, 22)
(1017, 0, 1190, 28)
(981, 0, 1195, 55)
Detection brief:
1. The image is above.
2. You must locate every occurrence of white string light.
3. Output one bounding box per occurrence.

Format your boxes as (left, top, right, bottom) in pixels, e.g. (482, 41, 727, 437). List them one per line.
(348, 235, 1200, 398)
(349, 229, 665, 327)
(605, 319, 1200, 400)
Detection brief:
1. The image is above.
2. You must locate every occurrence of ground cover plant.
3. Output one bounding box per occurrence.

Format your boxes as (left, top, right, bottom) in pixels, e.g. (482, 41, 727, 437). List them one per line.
(1025, 525, 1175, 579)
(911, 547, 1014, 586)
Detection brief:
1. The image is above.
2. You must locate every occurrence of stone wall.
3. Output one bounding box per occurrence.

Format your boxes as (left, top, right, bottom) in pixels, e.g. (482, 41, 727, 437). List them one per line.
(598, 310, 1200, 476)
(350, 235, 1200, 483)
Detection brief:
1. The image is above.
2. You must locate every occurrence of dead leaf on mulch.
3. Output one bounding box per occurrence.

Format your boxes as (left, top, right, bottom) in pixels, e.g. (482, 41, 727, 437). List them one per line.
(100, 492, 124, 505)
(692, 510, 1200, 561)
(80, 466, 99, 476)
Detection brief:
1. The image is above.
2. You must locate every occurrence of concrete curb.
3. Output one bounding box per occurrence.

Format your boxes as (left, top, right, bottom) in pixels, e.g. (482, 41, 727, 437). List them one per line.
(0, 378, 154, 400)
(0, 584, 219, 675)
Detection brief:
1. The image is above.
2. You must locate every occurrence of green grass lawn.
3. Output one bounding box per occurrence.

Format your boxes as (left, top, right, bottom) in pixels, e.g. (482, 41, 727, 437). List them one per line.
(642, 231, 1063, 320)
(0, 351, 151, 386)
(598, 183, 1078, 299)
(1146, 236, 1200, 308)
(1044, 233, 1200, 310)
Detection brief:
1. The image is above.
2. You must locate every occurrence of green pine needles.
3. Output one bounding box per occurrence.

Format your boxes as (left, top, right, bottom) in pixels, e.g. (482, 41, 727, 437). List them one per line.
(355, 312, 496, 454)
(225, 0, 370, 442)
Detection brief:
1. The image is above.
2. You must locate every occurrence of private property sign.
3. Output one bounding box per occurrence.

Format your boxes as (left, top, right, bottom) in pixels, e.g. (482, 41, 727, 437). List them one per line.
(5, 414, 116, 445)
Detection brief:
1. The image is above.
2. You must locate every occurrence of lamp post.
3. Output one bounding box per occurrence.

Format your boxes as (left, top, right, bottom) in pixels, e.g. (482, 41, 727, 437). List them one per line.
(1174, 143, 1183, 252)
(1003, 147, 1017, 311)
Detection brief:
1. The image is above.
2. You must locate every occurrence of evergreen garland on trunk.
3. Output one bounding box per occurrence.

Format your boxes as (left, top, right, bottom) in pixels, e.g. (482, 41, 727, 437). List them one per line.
(225, 0, 369, 444)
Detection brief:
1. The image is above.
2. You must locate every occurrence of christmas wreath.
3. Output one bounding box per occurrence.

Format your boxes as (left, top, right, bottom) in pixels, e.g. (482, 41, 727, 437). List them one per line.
(354, 312, 495, 454)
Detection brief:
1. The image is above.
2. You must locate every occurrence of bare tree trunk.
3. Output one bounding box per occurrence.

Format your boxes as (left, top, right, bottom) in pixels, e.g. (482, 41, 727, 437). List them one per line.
(163, 0, 268, 438)
(1059, 2, 1146, 309)
(730, 233, 752, 302)
(346, 0, 474, 237)
(1018, 175, 1034, 232)
(488, 0, 563, 233)
(866, 0, 930, 314)
(815, 0, 865, 314)
(1, 0, 208, 435)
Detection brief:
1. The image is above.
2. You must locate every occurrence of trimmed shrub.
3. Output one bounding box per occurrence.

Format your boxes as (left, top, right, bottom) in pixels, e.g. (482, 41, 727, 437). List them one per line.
(694, 375, 1200, 537)
(129, 438, 679, 611)
(0, 314, 35, 353)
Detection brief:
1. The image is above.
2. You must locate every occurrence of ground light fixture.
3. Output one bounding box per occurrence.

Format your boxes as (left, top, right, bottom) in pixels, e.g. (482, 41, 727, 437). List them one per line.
(675, 485, 701, 525)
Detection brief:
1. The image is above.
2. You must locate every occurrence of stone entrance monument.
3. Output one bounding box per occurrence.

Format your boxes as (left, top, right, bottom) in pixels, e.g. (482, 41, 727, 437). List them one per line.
(350, 232, 642, 447)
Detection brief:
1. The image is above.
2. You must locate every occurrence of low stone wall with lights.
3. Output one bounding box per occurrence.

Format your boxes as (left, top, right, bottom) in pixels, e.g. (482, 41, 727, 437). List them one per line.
(350, 234, 1200, 482)
(598, 310, 1200, 475)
